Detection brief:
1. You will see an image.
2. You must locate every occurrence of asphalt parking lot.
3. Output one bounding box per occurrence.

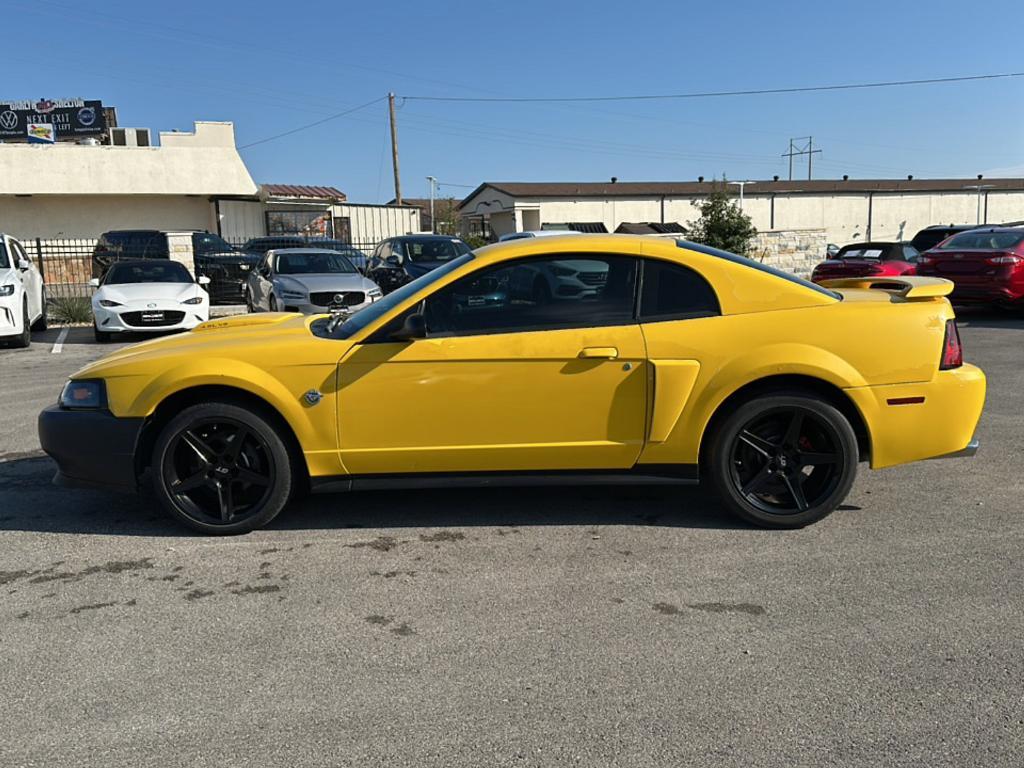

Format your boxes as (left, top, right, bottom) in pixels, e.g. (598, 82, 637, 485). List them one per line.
(1, 314, 1022, 767)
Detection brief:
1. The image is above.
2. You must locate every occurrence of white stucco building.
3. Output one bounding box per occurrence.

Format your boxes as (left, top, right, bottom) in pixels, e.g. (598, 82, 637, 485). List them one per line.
(459, 179, 1024, 244)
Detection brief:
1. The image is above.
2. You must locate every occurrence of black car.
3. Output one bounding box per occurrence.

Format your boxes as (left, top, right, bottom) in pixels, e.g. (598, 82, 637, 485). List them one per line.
(242, 236, 369, 273)
(92, 230, 260, 305)
(909, 224, 985, 254)
(365, 234, 473, 294)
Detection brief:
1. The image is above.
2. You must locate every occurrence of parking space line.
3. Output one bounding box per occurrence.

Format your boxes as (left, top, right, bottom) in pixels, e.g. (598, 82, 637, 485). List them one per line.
(51, 327, 69, 354)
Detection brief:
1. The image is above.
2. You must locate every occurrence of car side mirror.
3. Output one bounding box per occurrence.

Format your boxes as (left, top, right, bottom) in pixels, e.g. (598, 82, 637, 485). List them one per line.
(17, 258, 29, 271)
(198, 275, 211, 285)
(386, 254, 401, 267)
(389, 312, 425, 341)
(259, 266, 271, 277)
(88, 278, 100, 287)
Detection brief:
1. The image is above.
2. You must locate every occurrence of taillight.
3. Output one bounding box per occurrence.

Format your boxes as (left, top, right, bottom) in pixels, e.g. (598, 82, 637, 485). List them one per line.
(868, 263, 885, 275)
(988, 254, 1022, 265)
(940, 319, 963, 370)
(918, 256, 935, 266)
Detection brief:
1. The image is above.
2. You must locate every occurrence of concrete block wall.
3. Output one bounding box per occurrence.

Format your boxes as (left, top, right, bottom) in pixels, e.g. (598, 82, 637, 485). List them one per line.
(167, 231, 195, 273)
(748, 228, 827, 277)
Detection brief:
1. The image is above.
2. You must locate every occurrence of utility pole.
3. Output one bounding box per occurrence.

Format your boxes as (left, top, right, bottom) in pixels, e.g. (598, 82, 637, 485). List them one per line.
(782, 137, 822, 180)
(426, 175, 438, 233)
(388, 92, 402, 205)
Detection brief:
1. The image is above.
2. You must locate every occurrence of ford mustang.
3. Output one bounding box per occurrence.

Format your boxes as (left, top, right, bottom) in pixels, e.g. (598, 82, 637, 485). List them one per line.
(38, 236, 986, 534)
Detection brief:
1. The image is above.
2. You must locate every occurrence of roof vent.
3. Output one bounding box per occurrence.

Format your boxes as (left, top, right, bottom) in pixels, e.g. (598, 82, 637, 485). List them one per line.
(843, 174, 849, 181)
(698, 175, 704, 183)
(907, 174, 914, 180)
(977, 173, 984, 180)
(773, 175, 779, 181)
(610, 176, 617, 184)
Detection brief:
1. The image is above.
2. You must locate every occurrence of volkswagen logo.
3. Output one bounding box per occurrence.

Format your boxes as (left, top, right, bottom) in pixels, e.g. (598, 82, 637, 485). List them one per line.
(0, 111, 17, 131)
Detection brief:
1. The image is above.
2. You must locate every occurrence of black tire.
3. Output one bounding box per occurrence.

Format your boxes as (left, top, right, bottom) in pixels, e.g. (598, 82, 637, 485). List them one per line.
(708, 394, 858, 529)
(13, 299, 30, 348)
(31, 290, 48, 331)
(93, 325, 112, 343)
(151, 402, 293, 534)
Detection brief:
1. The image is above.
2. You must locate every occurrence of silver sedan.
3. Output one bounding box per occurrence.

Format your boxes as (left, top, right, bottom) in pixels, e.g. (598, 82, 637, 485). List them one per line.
(245, 248, 382, 314)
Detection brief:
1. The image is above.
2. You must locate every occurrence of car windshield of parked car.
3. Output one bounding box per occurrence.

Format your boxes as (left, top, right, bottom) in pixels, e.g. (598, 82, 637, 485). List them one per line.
(837, 246, 886, 260)
(403, 239, 471, 263)
(314, 253, 474, 340)
(104, 262, 193, 284)
(275, 251, 356, 275)
(936, 231, 1024, 250)
(192, 233, 236, 256)
(243, 238, 304, 254)
(0, 243, 9, 269)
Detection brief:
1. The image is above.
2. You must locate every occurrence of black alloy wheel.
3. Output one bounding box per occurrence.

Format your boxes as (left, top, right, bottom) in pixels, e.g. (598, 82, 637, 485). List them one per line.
(153, 402, 293, 534)
(709, 394, 858, 528)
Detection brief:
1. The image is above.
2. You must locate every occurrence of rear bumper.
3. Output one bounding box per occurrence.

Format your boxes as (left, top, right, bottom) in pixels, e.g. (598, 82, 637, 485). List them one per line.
(929, 438, 979, 460)
(38, 405, 144, 492)
(845, 364, 986, 469)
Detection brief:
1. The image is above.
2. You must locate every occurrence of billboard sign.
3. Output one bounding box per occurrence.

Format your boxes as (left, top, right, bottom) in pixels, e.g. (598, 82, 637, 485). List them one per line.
(0, 98, 107, 140)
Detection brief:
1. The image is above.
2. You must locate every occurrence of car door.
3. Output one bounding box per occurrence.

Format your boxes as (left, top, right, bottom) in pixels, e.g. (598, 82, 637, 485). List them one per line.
(250, 253, 271, 308)
(337, 253, 648, 474)
(9, 239, 42, 321)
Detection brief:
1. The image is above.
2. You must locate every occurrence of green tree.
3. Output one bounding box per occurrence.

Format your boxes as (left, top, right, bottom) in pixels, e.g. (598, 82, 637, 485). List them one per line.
(686, 180, 758, 256)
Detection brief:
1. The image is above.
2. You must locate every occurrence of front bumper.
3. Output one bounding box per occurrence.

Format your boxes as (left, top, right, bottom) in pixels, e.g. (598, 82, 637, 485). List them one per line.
(0, 293, 23, 337)
(93, 304, 208, 333)
(38, 405, 144, 492)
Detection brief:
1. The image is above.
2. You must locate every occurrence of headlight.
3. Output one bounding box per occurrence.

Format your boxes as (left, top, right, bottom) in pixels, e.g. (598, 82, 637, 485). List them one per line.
(367, 287, 383, 298)
(59, 380, 107, 410)
(98, 299, 122, 307)
(181, 296, 204, 305)
(0, 284, 14, 297)
(280, 290, 306, 300)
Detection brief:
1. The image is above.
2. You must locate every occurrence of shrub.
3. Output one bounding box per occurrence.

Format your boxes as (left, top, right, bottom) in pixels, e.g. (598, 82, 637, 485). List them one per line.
(48, 296, 93, 324)
(687, 179, 758, 256)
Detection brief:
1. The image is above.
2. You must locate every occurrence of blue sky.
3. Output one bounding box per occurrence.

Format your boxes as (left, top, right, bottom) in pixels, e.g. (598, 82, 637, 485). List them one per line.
(6, 0, 1024, 202)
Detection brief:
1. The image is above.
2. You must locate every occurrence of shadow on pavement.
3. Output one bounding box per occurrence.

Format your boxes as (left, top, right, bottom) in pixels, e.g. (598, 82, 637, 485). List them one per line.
(0, 456, 746, 537)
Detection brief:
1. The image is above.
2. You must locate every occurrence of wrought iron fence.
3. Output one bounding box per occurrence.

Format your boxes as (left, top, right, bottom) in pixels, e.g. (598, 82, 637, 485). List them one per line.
(33, 238, 97, 300)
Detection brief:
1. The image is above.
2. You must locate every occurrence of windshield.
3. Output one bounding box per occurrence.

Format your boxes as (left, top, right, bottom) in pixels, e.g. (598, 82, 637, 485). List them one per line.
(402, 239, 471, 263)
(936, 231, 1024, 251)
(192, 233, 236, 256)
(276, 251, 356, 274)
(315, 253, 474, 340)
(105, 261, 193, 284)
(244, 238, 304, 254)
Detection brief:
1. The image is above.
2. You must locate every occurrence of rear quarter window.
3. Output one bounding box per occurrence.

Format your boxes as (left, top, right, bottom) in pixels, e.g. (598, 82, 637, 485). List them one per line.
(640, 259, 720, 321)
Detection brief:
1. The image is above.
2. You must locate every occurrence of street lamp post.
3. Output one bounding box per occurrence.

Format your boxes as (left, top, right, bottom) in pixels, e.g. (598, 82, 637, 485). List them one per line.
(728, 180, 755, 211)
(963, 184, 996, 225)
(426, 176, 438, 233)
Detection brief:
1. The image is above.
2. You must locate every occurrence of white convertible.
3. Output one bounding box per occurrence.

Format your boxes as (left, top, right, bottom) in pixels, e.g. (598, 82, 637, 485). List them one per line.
(91, 259, 210, 342)
(0, 233, 47, 348)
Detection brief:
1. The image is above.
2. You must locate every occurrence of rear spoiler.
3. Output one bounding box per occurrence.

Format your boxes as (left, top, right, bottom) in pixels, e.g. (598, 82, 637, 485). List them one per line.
(818, 276, 954, 300)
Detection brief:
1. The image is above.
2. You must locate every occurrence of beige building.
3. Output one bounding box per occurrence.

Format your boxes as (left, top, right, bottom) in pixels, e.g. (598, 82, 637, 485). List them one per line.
(459, 179, 1024, 245)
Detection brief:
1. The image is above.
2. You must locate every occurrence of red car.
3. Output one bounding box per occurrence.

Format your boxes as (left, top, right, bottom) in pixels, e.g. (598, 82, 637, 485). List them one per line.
(915, 227, 1024, 309)
(811, 241, 919, 283)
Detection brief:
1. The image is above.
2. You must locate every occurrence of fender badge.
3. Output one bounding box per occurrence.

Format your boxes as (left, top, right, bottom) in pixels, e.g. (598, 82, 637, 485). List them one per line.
(303, 389, 322, 406)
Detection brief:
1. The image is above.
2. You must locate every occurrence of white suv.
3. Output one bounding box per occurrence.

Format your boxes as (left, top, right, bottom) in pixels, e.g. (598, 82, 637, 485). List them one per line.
(0, 234, 47, 347)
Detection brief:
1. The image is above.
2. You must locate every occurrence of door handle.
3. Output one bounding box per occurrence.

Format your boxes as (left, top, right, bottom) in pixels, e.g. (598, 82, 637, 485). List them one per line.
(578, 347, 619, 359)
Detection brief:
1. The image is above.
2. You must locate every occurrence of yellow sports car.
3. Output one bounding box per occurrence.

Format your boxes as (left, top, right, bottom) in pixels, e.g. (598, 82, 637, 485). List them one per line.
(39, 235, 985, 534)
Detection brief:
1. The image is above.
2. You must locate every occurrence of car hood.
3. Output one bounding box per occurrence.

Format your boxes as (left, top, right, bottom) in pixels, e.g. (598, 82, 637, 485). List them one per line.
(274, 273, 378, 293)
(72, 312, 343, 379)
(95, 282, 204, 304)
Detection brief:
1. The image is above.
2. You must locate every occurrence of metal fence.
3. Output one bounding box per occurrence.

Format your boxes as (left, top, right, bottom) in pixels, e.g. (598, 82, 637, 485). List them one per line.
(31, 237, 384, 306)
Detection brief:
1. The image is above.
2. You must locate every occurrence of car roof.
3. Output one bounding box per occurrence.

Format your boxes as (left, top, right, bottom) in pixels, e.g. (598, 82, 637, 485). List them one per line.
(839, 241, 903, 248)
(268, 247, 352, 254)
(391, 234, 464, 241)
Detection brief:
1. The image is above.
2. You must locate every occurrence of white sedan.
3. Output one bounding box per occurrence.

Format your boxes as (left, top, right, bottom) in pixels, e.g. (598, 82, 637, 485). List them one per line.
(90, 259, 210, 342)
(0, 233, 47, 348)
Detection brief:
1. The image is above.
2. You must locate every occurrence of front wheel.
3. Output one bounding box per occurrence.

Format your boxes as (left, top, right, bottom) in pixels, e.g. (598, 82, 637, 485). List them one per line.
(151, 402, 293, 534)
(13, 299, 31, 348)
(93, 325, 112, 343)
(708, 394, 858, 528)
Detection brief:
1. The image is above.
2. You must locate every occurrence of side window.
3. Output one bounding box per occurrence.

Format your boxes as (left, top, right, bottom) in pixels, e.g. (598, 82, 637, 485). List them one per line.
(423, 253, 638, 338)
(903, 245, 919, 262)
(639, 259, 720, 322)
(10, 240, 31, 267)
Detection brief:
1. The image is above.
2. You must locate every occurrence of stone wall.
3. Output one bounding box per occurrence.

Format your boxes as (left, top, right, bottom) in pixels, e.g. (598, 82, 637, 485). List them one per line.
(748, 228, 828, 277)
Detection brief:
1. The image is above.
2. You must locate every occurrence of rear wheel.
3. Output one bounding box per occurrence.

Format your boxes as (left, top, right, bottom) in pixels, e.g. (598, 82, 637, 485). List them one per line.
(708, 394, 858, 528)
(151, 402, 293, 534)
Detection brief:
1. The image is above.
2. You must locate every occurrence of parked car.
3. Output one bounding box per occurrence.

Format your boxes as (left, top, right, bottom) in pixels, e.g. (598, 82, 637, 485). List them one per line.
(242, 237, 370, 273)
(246, 248, 382, 314)
(366, 234, 473, 294)
(90, 259, 211, 342)
(811, 242, 919, 283)
(40, 235, 984, 535)
(914, 227, 1024, 309)
(909, 224, 983, 254)
(498, 230, 575, 242)
(92, 230, 260, 305)
(0, 233, 47, 348)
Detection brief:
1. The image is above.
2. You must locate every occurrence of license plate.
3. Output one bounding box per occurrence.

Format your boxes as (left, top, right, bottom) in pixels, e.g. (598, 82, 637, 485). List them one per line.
(141, 311, 164, 322)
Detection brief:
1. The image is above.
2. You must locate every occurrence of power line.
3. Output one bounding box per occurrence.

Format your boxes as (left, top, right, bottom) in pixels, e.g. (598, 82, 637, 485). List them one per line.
(402, 71, 1024, 103)
(239, 97, 387, 150)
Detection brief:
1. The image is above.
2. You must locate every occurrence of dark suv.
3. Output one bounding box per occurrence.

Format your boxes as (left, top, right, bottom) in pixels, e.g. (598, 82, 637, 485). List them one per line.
(366, 234, 473, 294)
(92, 230, 260, 304)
